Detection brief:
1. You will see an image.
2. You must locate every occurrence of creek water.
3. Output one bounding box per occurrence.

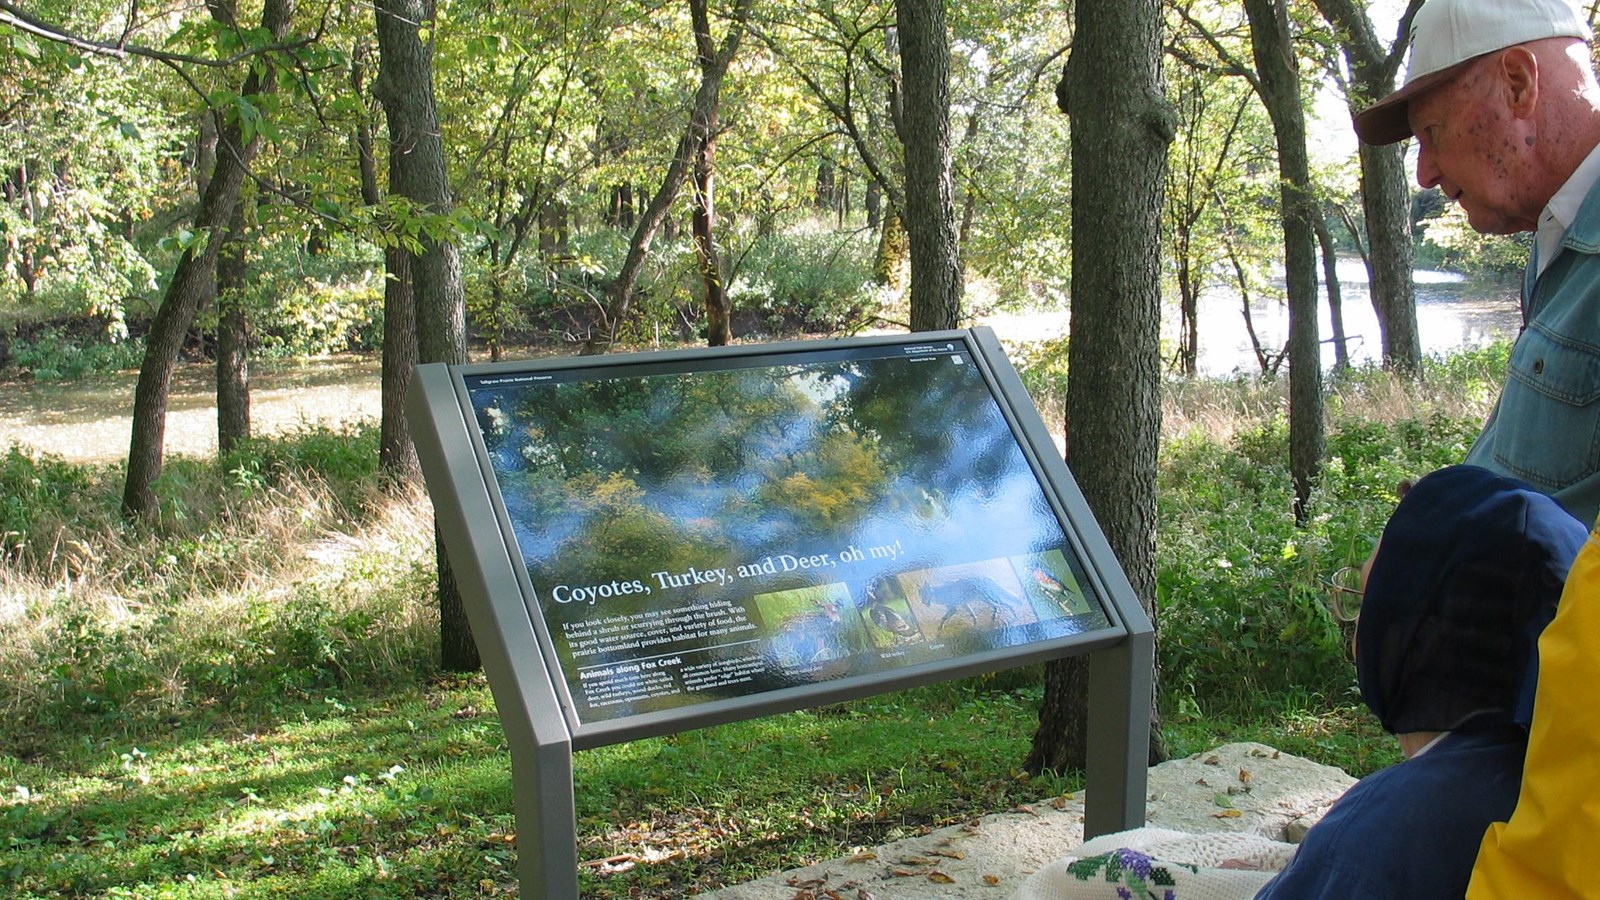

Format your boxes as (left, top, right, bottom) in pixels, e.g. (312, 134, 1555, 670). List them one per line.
(981, 258, 1524, 378)
(1193, 257, 1523, 377)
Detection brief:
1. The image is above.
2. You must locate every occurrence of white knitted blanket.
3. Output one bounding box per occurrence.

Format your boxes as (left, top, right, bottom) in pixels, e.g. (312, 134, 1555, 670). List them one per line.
(1013, 827, 1295, 900)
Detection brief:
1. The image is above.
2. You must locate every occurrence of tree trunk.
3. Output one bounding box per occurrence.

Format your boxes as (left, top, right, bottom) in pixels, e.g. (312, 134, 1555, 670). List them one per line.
(374, 0, 473, 670)
(873, 210, 909, 291)
(1027, 0, 1171, 775)
(1360, 141, 1421, 374)
(1245, 0, 1323, 521)
(194, 113, 217, 199)
(692, 0, 731, 347)
(1176, 256, 1199, 377)
(895, 0, 963, 332)
(815, 157, 838, 211)
(694, 129, 731, 346)
(584, 0, 752, 354)
(122, 0, 294, 522)
(1313, 0, 1424, 376)
(1314, 211, 1350, 372)
(380, 245, 420, 479)
(215, 198, 251, 454)
(539, 200, 569, 256)
(355, 42, 420, 482)
(866, 179, 883, 231)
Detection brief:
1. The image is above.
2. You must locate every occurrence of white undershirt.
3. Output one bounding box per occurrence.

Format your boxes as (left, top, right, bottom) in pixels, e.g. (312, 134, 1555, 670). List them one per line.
(1535, 140, 1600, 274)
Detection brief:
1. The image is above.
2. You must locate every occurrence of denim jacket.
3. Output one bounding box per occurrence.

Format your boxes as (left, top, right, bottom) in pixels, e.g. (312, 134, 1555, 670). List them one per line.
(1464, 178, 1600, 528)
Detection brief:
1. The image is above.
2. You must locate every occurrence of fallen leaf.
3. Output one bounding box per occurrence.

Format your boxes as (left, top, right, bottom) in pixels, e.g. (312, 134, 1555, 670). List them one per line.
(1213, 793, 1236, 809)
(900, 856, 939, 866)
(928, 871, 956, 884)
(1239, 767, 1253, 785)
(930, 849, 967, 860)
(847, 851, 878, 863)
(983, 874, 1002, 886)
(1212, 809, 1243, 819)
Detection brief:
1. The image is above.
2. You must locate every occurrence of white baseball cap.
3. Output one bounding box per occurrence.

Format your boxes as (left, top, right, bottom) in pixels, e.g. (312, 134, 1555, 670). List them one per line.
(1353, 0, 1592, 145)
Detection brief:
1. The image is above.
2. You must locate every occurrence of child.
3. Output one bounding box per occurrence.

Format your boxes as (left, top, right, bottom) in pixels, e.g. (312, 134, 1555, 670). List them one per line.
(1255, 465, 1587, 899)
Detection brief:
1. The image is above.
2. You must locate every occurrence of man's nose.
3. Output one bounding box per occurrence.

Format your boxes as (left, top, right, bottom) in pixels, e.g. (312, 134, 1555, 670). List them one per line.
(1416, 145, 1441, 189)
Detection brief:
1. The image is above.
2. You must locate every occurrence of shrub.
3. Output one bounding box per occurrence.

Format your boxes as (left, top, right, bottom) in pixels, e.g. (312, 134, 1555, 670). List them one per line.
(725, 220, 880, 335)
(222, 421, 382, 486)
(7, 326, 144, 380)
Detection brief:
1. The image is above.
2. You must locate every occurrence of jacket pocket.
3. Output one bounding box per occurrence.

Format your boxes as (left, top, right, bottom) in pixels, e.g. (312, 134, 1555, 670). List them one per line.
(1491, 323, 1600, 489)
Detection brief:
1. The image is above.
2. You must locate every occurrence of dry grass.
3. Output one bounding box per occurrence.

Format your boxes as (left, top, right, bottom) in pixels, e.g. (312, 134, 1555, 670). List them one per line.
(0, 460, 438, 740)
(1162, 354, 1505, 446)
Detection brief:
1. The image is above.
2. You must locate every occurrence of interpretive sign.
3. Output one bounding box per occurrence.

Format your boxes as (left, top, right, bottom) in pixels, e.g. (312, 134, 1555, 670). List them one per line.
(461, 339, 1113, 726)
(407, 328, 1153, 898)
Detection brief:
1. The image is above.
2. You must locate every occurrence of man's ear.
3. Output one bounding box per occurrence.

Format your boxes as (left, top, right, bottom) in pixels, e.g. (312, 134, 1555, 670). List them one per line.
(1500, 46, 1541, 120)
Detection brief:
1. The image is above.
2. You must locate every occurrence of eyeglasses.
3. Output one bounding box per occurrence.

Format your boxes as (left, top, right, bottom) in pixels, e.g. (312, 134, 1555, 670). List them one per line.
(1323, 566, 1364, 622)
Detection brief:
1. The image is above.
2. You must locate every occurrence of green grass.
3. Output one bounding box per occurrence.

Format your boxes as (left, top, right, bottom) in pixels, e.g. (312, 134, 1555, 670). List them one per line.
(0, 345, 1510, 897)
(2, 678, 1070, 898)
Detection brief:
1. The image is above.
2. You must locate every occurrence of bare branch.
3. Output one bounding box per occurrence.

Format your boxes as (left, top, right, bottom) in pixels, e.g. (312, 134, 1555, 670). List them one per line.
(0, 1, 316, 68)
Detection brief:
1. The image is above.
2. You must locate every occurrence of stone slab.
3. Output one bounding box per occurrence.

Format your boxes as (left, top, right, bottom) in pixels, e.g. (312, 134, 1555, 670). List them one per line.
(696, 742, 1356, 899)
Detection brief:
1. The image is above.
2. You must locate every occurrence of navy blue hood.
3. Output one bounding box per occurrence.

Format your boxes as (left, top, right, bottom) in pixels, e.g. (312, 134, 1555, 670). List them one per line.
(1356, 465, 1586, 734)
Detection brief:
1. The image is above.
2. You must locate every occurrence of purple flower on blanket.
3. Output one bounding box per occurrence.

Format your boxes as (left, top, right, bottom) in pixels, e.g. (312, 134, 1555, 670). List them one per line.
(1065, 849, 1195, 899)
(1112, 848, 1155, 882)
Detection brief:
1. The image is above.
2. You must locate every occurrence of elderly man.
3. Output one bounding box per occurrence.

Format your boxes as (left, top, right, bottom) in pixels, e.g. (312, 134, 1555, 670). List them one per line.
(1355, 0, 1600, 526)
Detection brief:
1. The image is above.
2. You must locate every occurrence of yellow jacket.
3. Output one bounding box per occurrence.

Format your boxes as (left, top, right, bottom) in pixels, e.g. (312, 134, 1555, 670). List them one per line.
(1467, 521, 1600, 898)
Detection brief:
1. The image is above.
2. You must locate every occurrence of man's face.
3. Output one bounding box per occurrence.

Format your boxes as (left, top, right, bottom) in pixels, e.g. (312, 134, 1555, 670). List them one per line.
(1408, 61, 1540, 235)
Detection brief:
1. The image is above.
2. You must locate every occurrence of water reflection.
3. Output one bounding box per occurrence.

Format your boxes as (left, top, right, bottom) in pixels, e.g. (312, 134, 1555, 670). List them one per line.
(1192, 258, 1522, 377)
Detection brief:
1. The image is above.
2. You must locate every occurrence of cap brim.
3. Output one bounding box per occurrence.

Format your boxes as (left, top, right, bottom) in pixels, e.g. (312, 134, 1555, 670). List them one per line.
(1352, 61, 1472, 146)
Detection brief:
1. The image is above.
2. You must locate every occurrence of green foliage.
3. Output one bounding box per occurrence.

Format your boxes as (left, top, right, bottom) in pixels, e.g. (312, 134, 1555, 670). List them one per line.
(226, 236, 387, 358)
(219, 421, 382, 506)
(1420, 340, 1512, 387)
(1157, 401, 1488, 719)
(1, 423, 426, 749)
(0, 17, 182, 322)
(726, 219, 880, 335)
(0, 446, 101, 560)
(1165, 699, 1402, 780)
(1416, 205, 1529, 273)
(6, 327, 144, 380)
(1008, 335, 1070, 421)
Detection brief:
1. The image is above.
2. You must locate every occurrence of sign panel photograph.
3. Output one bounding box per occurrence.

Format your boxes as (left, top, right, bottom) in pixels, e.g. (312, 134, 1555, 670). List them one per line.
(459, 338, 1115, 726)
